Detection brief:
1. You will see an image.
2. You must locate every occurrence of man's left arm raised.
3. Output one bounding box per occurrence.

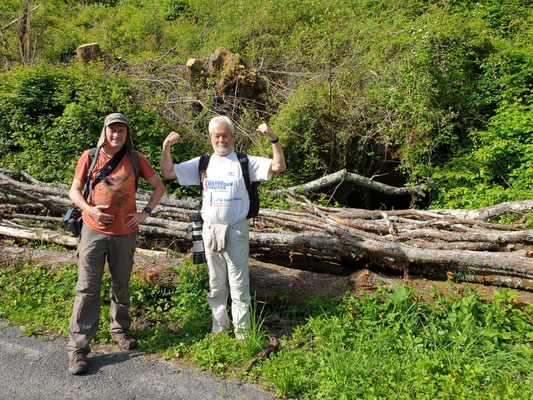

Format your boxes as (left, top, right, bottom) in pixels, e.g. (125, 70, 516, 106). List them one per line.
(256, 123, 286, 174)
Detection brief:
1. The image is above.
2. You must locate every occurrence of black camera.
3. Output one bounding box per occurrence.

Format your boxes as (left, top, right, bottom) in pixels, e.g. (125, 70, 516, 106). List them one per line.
(63, 207, 83, 237)
(189, 213, 206, 264)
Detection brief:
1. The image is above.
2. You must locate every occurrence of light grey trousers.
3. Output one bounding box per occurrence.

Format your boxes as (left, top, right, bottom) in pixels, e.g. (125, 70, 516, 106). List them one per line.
(203, 218, 251, 340)
(67, 224, 136, 358)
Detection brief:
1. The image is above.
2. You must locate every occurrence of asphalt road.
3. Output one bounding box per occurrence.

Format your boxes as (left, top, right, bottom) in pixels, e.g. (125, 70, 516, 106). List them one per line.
(0, 320, 277, 400)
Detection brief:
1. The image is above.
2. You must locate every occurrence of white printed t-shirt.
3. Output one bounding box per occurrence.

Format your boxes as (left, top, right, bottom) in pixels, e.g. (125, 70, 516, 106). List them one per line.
(174, 152, 272, 225)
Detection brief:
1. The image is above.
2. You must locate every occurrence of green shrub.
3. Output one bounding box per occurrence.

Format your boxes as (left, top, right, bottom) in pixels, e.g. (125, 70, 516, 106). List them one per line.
(0, 64, 166, 183)
(431, 100, 533, 208)
(257, 286, 533, 399)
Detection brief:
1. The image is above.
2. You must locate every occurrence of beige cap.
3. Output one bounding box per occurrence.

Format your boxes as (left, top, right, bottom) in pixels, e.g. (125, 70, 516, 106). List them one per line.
(104, 113, 130, 127)
(97, 113, 133, 150)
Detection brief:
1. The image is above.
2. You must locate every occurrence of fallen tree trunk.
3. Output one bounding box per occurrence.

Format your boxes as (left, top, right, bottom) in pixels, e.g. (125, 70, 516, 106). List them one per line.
(2, 245, 533, 307)
(4, 217, 531, 290)
(0, 220, 78, 247)
(270, 169, 427, 198)
(437, 201, 533, 221)
(1, 169, 532, 291)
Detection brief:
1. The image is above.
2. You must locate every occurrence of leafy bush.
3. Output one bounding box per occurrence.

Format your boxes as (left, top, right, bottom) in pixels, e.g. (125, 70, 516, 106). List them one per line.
(0, 63, 167, 183)
(272, 81, 341, 182)
(257, 286, 533, 399)
(431, 101, 532, 208)
(163, 0, 190, 21)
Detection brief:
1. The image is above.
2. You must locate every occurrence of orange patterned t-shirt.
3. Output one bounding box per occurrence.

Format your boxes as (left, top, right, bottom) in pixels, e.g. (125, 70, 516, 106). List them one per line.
(74, 149, 155, 235)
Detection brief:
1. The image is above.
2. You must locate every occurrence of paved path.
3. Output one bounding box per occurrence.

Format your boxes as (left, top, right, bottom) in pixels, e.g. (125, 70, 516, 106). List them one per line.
(0, 320, 277, 400)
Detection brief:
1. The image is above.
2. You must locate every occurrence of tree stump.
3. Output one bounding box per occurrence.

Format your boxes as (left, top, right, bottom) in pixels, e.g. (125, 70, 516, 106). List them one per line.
(185, 58, 203, 76)
(76, 43, 103, 64)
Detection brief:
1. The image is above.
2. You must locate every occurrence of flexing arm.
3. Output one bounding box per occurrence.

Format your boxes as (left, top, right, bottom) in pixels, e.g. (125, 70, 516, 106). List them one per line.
(256, 123, 286, 174)
(160, 131, 182, 179)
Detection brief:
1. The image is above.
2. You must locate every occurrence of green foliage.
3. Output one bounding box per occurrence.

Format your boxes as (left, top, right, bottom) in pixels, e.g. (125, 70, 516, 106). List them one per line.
(431, 100, 533, 208)
(1, 260, 532, 398)
(0, 263, 78, 336)
(0, 63, 166, 183)
(0, 258, 212, 348)
(356, 9, 525, 177)
(128, 260, 211, 350)
(272, 81, 354, 182)
(164, 262, 211, 334)
(0, 0, 531, 208)
(188, 300, 268, 375)
(163, 0, 190, 21)
(257, 286, 533, 399)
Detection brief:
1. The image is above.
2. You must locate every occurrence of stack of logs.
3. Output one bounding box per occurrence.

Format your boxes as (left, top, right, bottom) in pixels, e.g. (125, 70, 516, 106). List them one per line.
(1, 168, 532, 294)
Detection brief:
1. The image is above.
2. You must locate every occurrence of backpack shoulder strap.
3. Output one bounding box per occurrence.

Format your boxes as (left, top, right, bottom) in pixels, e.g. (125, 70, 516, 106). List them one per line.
(237, 153, 260, 219)
(85, 146, 127, 203)
(129, 149, 139, 191)
(198, 153, 212, 185)
(237, 152, 251, 191)
(87, 148, 99, 179)
(83, 147, 99, 200)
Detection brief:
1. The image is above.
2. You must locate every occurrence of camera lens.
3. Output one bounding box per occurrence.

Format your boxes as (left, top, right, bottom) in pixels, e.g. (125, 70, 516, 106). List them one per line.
(190, 213, 206, 264)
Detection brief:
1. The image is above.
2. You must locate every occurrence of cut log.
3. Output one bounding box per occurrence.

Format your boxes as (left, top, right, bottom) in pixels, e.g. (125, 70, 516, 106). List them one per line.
(1, 169, 533, 291)
(76, 43, 103, 64)
(0, 221, 78, 247)
(185, 58, 204, 77)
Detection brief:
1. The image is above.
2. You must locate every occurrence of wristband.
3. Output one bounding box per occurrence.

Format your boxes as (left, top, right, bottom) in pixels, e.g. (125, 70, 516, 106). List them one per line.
(270, 137, 279, 144)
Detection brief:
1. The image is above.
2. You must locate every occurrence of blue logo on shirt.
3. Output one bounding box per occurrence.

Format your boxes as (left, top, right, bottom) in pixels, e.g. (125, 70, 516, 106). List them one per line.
(205, 180, 234, 190)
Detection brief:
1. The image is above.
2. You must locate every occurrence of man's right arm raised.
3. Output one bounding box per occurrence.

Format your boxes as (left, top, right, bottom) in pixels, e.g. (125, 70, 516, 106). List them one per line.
(161, 131, 182, 179)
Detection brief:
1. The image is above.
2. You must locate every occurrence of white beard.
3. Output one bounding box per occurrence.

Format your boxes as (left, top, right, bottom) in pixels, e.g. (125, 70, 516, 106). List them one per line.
(213, 144, 232, 156)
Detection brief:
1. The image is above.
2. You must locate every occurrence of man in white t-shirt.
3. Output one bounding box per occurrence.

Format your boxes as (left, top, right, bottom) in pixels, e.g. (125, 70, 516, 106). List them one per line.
(161, 116, 286, 339)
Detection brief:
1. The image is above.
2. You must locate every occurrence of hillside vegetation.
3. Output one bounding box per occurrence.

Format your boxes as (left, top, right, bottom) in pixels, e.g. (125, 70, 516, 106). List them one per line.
(1, 2, 533, 398)
(0, 0, 531, 209)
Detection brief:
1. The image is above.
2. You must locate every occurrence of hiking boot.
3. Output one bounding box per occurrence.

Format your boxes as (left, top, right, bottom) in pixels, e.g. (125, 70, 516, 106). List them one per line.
(68, 355, 88, 375)
(113, 334, 137, 350)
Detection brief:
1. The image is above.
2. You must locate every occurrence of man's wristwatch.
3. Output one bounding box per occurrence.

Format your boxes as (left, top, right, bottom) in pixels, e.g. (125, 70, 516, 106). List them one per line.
(270, 137, 279, 144)
(143, 207, 152, 216)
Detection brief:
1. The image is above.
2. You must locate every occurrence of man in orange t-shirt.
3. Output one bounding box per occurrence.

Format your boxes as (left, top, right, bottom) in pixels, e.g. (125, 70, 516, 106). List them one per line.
(66, 113, 165, 375)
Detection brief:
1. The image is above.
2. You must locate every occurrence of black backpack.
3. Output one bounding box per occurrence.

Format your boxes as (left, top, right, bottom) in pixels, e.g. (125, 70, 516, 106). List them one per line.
(198, 153, 260, 219)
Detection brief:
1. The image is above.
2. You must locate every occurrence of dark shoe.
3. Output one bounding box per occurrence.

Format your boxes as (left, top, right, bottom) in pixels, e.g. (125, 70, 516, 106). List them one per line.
(68, 355, 88, 375)
(114, 334, 137, 350)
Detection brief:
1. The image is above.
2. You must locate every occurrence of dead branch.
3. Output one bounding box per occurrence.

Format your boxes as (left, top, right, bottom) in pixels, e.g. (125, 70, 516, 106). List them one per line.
(1, 169, 533, 292)
(436, 201, 533, 220)
(270, 169, 426, 198)
(0, 4, 41, 32)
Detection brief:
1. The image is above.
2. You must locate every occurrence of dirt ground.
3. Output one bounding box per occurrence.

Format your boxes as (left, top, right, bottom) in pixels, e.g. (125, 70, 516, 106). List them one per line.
(1, 244, 532, 310)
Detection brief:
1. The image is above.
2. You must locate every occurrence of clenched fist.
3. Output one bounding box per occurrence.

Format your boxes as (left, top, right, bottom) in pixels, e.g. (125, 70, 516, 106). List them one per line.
(163, 131, 182, 148)
(256, 123, 276, 141)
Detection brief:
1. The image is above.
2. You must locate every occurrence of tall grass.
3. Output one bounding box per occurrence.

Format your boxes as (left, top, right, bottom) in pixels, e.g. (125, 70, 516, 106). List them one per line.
(256, 286, 533, 399)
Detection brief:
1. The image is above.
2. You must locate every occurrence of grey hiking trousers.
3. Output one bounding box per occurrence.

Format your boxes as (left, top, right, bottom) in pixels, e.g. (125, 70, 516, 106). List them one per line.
(67, 224, 136, 358)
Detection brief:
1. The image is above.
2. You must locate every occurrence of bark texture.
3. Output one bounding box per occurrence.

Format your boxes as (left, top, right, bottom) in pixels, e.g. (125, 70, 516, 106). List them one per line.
(1, 168, 532, 291)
